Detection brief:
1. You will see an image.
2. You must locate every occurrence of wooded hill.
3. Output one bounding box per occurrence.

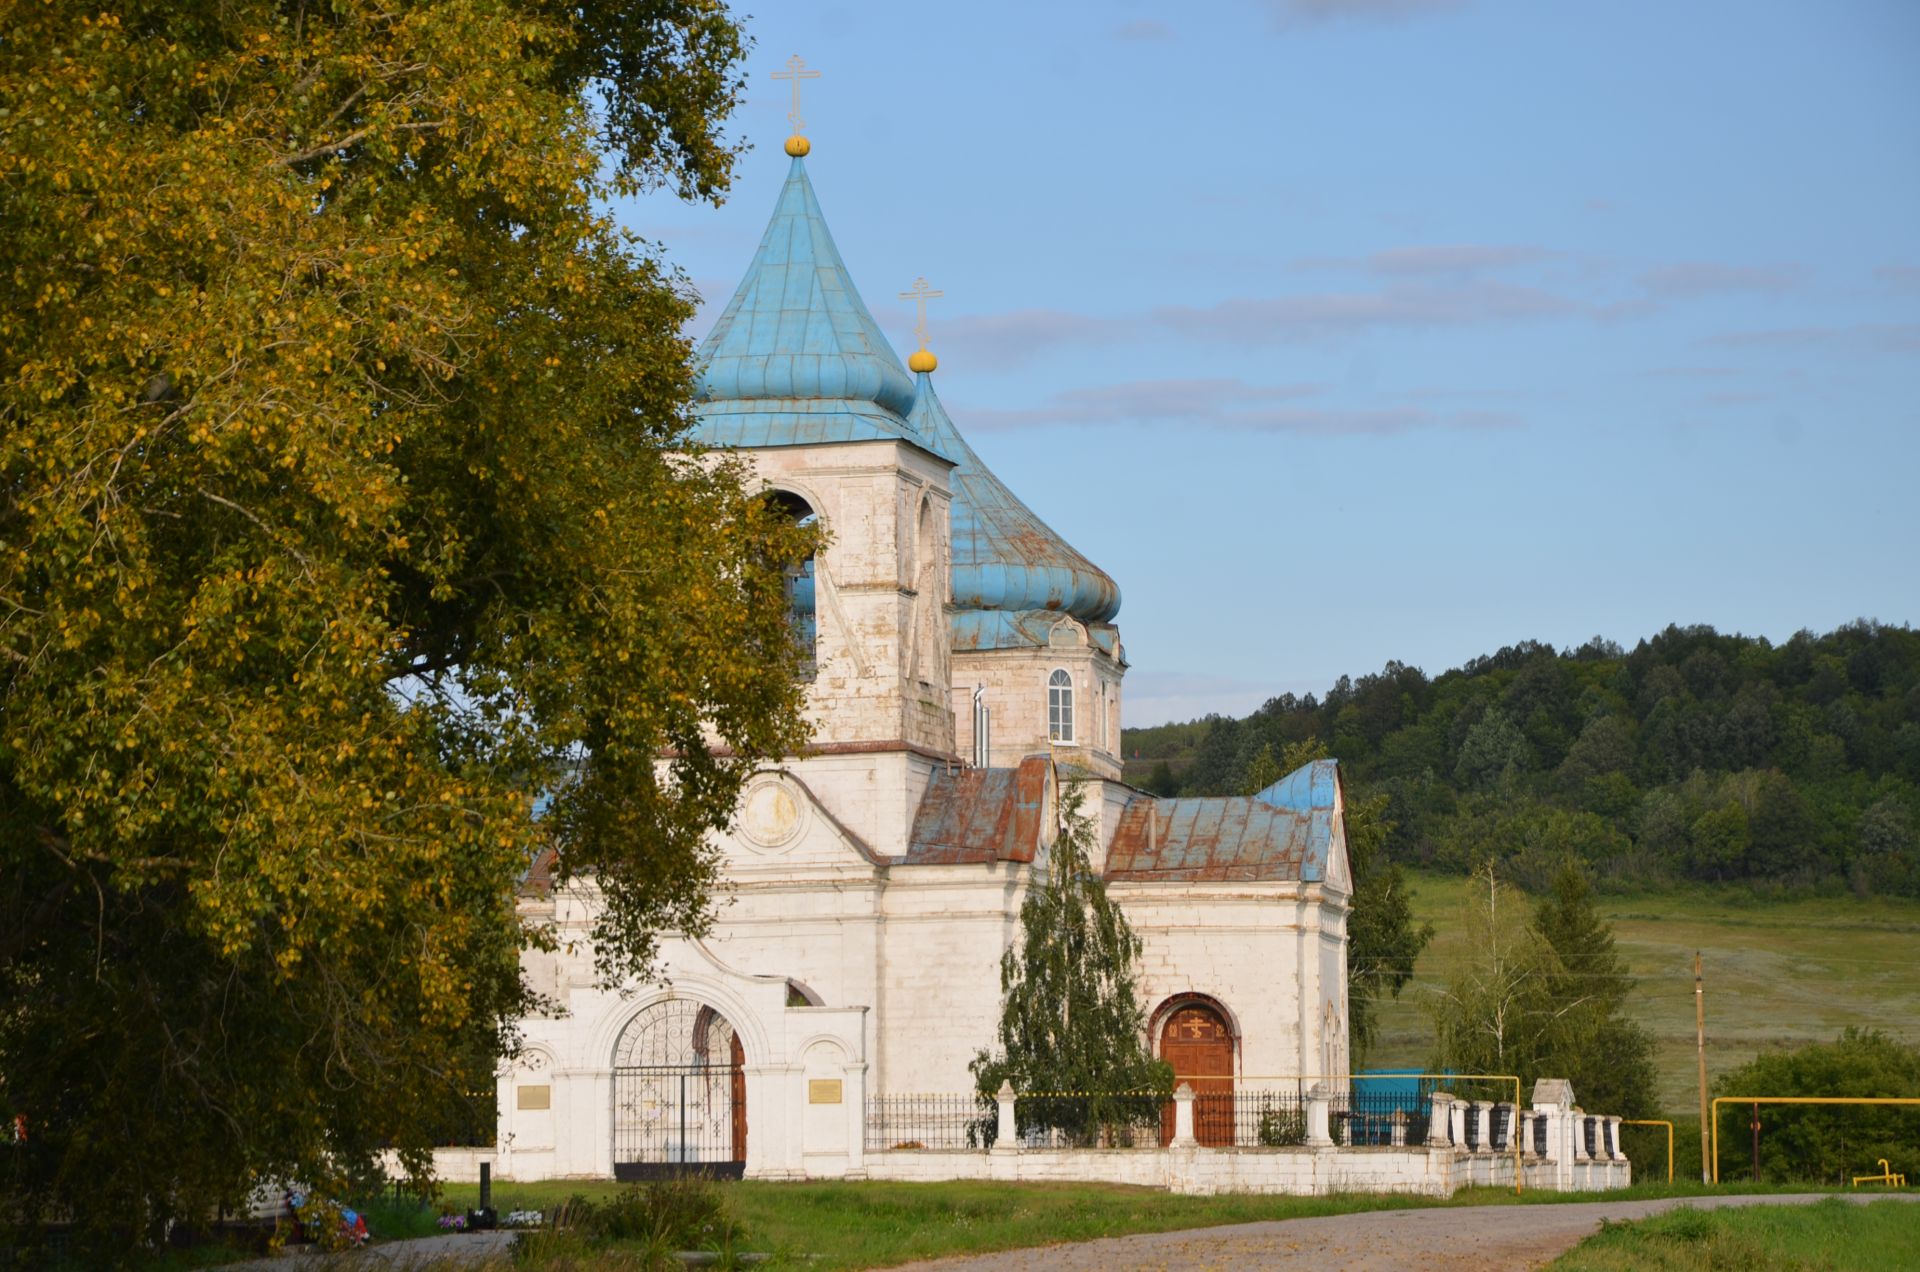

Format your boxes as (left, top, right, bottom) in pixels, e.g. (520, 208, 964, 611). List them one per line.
(1122, 622, 1920, 896)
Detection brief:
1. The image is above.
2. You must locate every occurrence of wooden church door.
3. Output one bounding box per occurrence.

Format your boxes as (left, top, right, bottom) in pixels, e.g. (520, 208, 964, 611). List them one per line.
(1160, 1004, 1234, 1146)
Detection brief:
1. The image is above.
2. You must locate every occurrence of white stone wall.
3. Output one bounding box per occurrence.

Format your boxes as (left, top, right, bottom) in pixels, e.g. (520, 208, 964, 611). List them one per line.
(952, 629, 1124, 779)
(858, 1142, 1624, 1197)
(1113, 881, 1336, 1079)
(872, 863, 1030, 1094)
(743, 440, 957, 756)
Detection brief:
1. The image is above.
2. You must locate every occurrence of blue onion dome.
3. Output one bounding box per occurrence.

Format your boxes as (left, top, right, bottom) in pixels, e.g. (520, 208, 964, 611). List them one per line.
(689, 156, 923, 446)
(907, 372, 1121, 625)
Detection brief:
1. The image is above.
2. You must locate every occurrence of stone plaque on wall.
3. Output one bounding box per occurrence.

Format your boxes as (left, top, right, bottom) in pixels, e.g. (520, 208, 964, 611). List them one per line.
(807, 1079, 843, 1105)
(517, 1084, 551, 1111)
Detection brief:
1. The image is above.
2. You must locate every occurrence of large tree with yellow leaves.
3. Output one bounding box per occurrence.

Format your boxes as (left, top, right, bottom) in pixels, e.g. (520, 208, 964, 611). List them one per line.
(0, 0, 807, 1245)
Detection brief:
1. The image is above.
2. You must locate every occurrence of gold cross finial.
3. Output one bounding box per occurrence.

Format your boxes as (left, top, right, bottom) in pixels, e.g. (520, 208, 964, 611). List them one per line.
(771, 55, 822, 154)
(899, 277, 943, 372)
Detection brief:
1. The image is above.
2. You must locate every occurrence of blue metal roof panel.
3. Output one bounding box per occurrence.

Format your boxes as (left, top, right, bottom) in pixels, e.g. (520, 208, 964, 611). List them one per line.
(1253, 759, 1341, 881)
(691, 156, 919, 430)
(907, 373, 1121, 632)
(689, 398, 939, 452)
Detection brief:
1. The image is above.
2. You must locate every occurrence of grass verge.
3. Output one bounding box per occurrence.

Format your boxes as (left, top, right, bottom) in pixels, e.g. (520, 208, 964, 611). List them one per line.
(428, 1178, 1915, 1269)
(1547, 1196, 1920, 1270)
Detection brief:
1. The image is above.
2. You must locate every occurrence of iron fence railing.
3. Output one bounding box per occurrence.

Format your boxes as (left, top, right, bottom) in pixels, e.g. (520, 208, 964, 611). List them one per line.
(1332, 1088, 1430, 1147)
(859, 1086, 1565, 1154)
(864, 1093, 993, 1152)
(1013, 1091, 1164, 1149)
(1222, 1089, 1307, 1147)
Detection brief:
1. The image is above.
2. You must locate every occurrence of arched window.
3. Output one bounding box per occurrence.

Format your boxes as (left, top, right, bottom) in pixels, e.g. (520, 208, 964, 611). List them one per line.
(1048, 668, 1074, 744)
(765, 490, 817, 678)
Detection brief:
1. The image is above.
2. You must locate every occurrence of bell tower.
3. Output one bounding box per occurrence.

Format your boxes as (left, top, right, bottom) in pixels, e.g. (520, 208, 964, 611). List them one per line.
(686, 148, 956, 759)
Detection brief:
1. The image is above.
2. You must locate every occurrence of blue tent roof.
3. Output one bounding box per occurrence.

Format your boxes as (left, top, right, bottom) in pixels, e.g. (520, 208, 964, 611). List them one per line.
(907, 372, 1121, 629)
(689, 156, 932, 452)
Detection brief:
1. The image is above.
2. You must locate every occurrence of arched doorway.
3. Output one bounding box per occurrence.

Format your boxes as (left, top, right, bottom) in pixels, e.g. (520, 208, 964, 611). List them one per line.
(612, 999, 747, 1179)
(1158, 1000, 1235, 1147)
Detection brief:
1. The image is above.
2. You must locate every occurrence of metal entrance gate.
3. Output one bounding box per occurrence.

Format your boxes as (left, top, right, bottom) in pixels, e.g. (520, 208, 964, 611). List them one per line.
(612, 1062, 745, 1180)
(611, 998, 746, 1180)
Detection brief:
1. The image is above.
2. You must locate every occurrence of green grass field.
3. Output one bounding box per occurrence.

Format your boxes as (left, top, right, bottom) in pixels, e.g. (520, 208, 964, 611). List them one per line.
(1547, 1197, 1920, 1270)
(1368, 872, 1920, 1114)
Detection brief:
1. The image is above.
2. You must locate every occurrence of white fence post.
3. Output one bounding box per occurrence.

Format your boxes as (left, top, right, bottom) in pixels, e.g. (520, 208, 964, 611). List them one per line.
(994, 1081, 1018, 1153)
(1171, 1083, 1197, 1147)
(1306, 1082, 1333, 1147)
(1428, 1093, 1454, 1146)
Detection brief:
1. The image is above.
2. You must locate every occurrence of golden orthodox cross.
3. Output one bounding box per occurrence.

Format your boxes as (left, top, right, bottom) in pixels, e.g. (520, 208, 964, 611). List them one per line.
(899, 276, 943, 352)
(771, 55, 822, 136)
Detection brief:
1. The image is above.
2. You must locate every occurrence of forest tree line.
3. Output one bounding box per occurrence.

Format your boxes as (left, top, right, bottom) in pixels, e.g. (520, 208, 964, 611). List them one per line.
(1124, 622, 1920, 896)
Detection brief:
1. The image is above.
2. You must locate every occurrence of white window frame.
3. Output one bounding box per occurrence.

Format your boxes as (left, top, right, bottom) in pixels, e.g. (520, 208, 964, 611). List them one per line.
(1048, 668, 1074, 744)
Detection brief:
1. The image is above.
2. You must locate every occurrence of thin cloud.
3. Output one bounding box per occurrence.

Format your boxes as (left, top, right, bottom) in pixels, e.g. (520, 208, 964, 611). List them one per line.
(1269, 0, 1468, 25)
(1638, 262, 1804, 297)
(1875, 264, 1920, 293)
(958, 378, 1520, 436)
(1299, 244, 1560, 275)
(1152, 281, 1580, 340)
(1702, 324, 1920, 354)
(935, 308, 1130, 365)
(1646, 365, 1742, 380)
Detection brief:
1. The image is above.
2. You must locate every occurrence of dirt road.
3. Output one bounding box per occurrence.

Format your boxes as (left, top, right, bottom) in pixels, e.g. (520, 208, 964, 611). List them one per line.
(891, 1192, 1920, 1272)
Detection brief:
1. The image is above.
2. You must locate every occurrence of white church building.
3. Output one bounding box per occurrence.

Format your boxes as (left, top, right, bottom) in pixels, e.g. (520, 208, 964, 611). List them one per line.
(491, 135, 1361, 1185)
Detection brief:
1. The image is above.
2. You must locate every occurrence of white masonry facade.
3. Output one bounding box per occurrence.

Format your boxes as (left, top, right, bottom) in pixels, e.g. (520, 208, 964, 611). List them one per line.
(489, 145, 1359, 1186)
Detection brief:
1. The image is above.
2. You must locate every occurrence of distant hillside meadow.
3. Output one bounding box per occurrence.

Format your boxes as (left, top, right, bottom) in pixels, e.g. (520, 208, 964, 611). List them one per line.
(1123, 622, 1920, 898)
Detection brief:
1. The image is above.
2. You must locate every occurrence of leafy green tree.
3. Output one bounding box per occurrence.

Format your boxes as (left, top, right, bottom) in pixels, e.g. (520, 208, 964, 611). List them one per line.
(1454, 706, 1533, 789)
(1241, 743, 1283, 799)
(1428, 863, 1559, 1083)
(1, 0, 810, 1250)
(1123, 621, 1920, 897)
(971, 780, 1172, 1144)
(1690, 800, 1752, 878)
(1429, 861, 1652, 1117)
(1713, 1029, 1920, 1184)
(1532, 859, 1656, 1118)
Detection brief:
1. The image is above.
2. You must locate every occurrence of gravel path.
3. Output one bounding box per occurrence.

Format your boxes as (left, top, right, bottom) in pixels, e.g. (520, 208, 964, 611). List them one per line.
(890, 1192, 1920, 1272)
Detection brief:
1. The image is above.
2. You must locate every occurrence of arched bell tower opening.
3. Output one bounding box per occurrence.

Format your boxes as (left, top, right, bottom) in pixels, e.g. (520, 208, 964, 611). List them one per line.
(765, 489, 819, 679)
(611, 999, 747, 1179)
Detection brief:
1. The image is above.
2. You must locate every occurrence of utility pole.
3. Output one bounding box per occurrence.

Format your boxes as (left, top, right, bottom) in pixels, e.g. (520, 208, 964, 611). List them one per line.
(1695, 952, 1711, 1183)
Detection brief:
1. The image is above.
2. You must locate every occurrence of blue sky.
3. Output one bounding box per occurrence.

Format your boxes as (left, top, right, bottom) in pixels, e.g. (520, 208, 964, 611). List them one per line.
(617, 0, 1919, 726)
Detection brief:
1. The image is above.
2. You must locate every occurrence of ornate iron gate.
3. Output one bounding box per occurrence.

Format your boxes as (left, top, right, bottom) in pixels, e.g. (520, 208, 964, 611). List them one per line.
(611, 999, 746, 1179)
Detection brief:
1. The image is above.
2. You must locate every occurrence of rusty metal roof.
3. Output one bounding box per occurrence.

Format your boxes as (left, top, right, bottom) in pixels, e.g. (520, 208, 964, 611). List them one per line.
(1105, 760, 1342, 883)
(902, 755, 1052, 866)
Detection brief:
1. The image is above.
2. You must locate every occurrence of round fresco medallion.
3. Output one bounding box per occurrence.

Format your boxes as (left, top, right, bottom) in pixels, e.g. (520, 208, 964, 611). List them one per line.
(740, 777, 804, 851)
